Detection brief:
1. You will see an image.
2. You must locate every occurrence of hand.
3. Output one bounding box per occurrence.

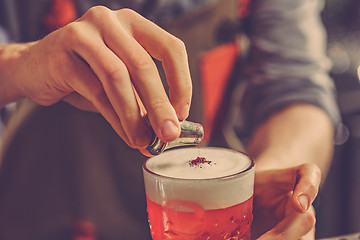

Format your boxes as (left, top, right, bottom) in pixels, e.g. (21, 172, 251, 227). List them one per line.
(252, 164, 321, 240)
(16, 7, 192, 151)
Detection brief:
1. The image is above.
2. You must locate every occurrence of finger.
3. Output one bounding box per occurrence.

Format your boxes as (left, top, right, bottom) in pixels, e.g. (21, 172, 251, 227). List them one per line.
(297, 207, 316, 240)
(257, 207, 316, 240)
(105, 8, 182, 141)
(116, 8, 192, 121)
(291, 164, 321, 213)
(301, 226, 316, 240)
(255, 164, 321, 213)
(93, 52, 152, 148)
(63, 92, 98, 112)
(254, 168, 298, 192)
(79, 7, 181, 142)
(58, 45, 131, 146)
(64, 21, 153, 148)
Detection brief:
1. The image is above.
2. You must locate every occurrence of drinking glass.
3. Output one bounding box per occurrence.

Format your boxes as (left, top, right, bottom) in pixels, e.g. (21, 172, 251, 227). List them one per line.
(142, 147, 255, 240)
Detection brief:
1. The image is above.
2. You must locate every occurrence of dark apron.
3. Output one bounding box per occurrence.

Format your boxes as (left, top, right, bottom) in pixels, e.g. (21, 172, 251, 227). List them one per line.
(0, 0, 243, 239)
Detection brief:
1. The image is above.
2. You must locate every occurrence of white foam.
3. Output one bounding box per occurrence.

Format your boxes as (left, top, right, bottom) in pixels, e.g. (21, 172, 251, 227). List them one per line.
(143, 147, 254, 209)
(146, 147, 250, 179)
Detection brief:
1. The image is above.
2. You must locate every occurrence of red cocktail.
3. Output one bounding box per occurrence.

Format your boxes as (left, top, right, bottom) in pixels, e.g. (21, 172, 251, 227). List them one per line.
(143, 147, 255, 240)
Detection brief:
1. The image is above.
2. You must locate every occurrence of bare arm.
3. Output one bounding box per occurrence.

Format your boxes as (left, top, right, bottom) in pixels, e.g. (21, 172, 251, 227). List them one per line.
(0, 43, 34, 107)
(248, 103, 334, 239)
(242, 0, 339, 176)
(247, 103, 334, 183)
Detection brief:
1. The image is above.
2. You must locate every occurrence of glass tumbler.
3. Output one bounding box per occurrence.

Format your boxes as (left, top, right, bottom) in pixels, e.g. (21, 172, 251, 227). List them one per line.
(142, 147, 255, 240)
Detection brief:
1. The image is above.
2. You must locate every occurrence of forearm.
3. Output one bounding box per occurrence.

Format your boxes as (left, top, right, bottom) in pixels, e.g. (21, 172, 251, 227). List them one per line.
(0, 42, 35, 108)
(246, 103, 334, 183)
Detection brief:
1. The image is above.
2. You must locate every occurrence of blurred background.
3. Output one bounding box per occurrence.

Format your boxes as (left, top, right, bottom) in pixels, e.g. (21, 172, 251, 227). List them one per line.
(316, 0, 360, 238)
(1, 0, 360, 239)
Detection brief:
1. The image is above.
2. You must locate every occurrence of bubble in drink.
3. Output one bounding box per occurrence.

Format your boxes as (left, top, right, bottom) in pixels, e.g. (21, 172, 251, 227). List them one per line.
(143, 147, 255, 240)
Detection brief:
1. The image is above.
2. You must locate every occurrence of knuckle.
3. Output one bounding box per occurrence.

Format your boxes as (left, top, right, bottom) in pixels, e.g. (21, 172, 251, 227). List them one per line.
(130, 54, 154, 73)
(163, 36, 187, 58)
(150, 98, 172, 114)
(62, 22, 86, 48)
(84, 6, 118, 30)
(84, 6, 112, 20)
(301, 163, 322, 181)
(104, 67, 126, 85)
(118, 8, 136, 16)
(167, 36, 186, 53)
(117, 8, 139, 21)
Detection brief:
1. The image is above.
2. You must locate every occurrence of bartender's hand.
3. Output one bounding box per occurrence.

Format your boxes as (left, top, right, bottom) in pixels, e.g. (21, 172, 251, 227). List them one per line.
(254, 164, 320, 240)
(0, 6, 192, 151)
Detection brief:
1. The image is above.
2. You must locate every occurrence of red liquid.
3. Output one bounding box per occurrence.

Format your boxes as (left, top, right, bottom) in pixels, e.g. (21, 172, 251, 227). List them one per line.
(146, 196, 253, 240)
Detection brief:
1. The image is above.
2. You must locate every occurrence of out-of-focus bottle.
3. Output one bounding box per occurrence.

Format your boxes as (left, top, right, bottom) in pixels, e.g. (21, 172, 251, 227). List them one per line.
(146, 120, 204, 155)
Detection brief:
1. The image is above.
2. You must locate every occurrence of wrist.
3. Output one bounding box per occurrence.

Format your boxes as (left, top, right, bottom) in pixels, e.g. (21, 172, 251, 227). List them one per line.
(0, 42, 36, 107)
(247, 104, 334, 180)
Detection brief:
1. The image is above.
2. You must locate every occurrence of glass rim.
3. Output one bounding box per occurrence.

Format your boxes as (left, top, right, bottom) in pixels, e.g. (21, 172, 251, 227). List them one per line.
(142, 147, 255, 181)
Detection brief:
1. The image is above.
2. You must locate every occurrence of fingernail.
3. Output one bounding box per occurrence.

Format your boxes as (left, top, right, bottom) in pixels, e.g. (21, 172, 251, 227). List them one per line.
(178, 103, 190, 120)
(298, 194, 310, 211)
(135, 130, 151, 147)
(160, 120, 180, 141)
